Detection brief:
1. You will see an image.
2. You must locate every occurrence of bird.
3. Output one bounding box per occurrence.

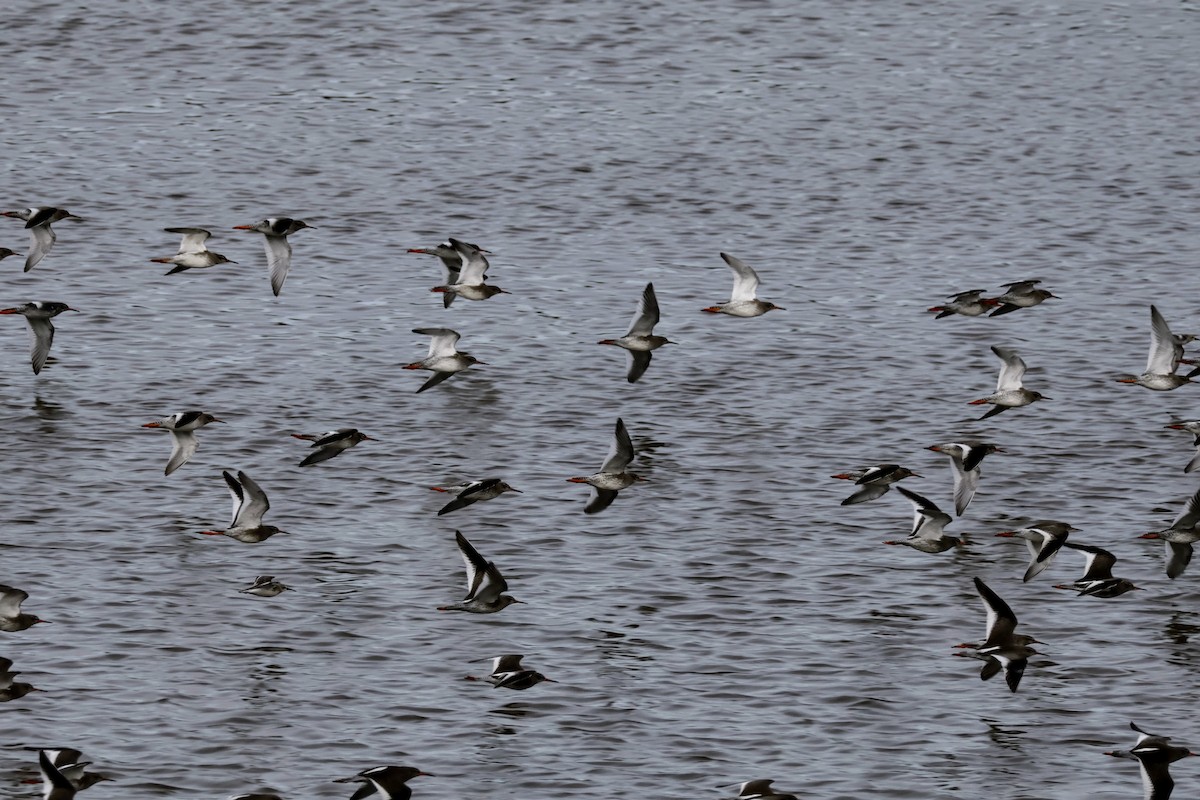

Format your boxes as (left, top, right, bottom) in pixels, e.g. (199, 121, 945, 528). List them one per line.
(141, 411, 224, 476)
(598, 282, 672, 383)
(734, 779, 800, 800)
(994, 521, 1075, 582)
(232, 217, 311, 296)
(292, 428, 374, 466)
(0, 247, 20, 261)
(1138, 483, 1200, 579)
(1053, 542, 1140, 597)
(229, 795, 282, 800)
(927, 289, 999, 319)
(38, 750, 77, 800)
(198, 470, 286, 543)
(988, 279, 1059, 317)
(430, 237, 506, 301)
(955, 576, 1038, 693)
(239, 576, 292, 597)
(403, 328, 484, 393)
(33, 749, 109, 792)
(882, 486, 962, 553)
(431, 478, 521, 515)
(702, 252, 783, 316)
(968, 345, 1048, 419)
(1164, 419, 1200, 473)
(836, 464, 919, 506)
(1105, 722, 1194, 800)
(438, 530, 522, 613)
(0, 301, 78, 375)
(0, 657, 39, 702)
(1117, 305, 1196, 391)
(151, 227, 236, 275)
(334, 765, 431, 800)
(408, 239, 489, 307)
(567, 417, 643, 514)
(0, 584, 46, 632)
(927, 441, 1002, 516)
(466, 654, 556, 690)
(2, 207, 82, 272)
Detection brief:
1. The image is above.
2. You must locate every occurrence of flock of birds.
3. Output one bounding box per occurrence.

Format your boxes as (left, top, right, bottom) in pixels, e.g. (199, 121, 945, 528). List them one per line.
(0, 208, 800, 800)
(0, 207, 1195, 799)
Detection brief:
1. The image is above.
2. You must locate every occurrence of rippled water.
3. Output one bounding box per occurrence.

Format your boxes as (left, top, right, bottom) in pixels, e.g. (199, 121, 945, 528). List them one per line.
(2, 1, 1199, 797)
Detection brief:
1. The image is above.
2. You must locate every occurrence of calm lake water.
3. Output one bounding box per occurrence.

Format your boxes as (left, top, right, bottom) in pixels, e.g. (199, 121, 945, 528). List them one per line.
(2, 1, 1199, 798)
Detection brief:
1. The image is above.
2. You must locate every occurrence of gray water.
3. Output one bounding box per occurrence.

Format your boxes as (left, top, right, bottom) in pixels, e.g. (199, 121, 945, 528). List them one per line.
(1, 1, 1199, 797)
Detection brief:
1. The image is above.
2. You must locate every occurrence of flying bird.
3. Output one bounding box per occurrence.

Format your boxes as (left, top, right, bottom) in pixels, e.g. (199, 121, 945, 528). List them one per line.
(199, 470, 286, 543)
(141, 411, 224, 475)
(835, 464, 919, 506)
(0, 301, 78, 374)
(239, 576, 292, 597)
(927, 441, 1002, 516)
(882, 486, 962, 553)
(954, 577, 1038, 693)
(988, 279, 1059, 317)
(968, 345, 1047, 419)
(598, 282, 672, 383)
(431, 478, 521, 515)
(292, 428, 373, 466)
(465, 654, 556, 690)
(0, 584, 47, 632)
(408, 239, 489, 307)
(430, 238, 506, 301)
(151, 227, 236, 275)
(994, 521, 1075, 582)
(2, 207, 82, 272)
(1104, 722, 1194, 800)
(404, 328, 484, 392)
(567, 417, 643, 514)
(1053, 542, 1139, 597)
(438, 530, 522, 613)
(1138, 483, 1200, 579)
(1117, 305, 1197, 391)
(927, 289, 998, 319)
(232, 217, 312, 296)
(333, 766, 431, 800)
(702, 252, 783, 317)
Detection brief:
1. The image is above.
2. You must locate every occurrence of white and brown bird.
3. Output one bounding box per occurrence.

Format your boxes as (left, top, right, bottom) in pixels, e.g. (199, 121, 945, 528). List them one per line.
(141, 411, 224, 476)
(954, 576, 1038, 693)
(408, 239, 489, 308)
(567, 417, 643, 514)
(292, 428, 373, 466)
(1117, 305, 1196, 391)
(404, 328, 484, 393)
(988, 279, 1059, 317)
(38, 750, 77, 800)
(334, 765, 431, 800)
(883, 486, 962, 553)
(835, 464, 920, 506)
(239, 575, 292, 597)
(430, 238, 506, 301)
(431, 478, 521, 516)
(199, 470, 286, 543)
(1105, 722, 1194, 800)
(927, 441, 1002, 516)
(994, 521, 1075, 582)
(734, 779, 799, 800)
(0, 585, 46, 632)
(927, 289, 998, 319)
(1138, 483, 1200, 579)
(1053, 542, 1140, 597)
(2, 207, 82, 272)
(599, 282, 671, 383)
(702, 252, 783, 317)
(968, 345, 1047, 419)
(0, 301, 78, 375)
(438, 530, 522, 613)
(232, 217, 311, 296)
(151, 227, 236, 275)
(466, 654, 556, 690)
(1164, 419, 1200, 473)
